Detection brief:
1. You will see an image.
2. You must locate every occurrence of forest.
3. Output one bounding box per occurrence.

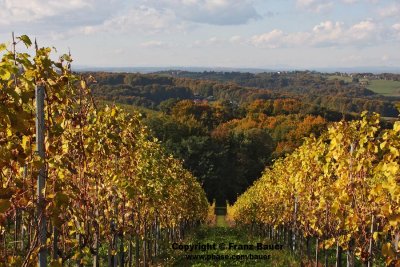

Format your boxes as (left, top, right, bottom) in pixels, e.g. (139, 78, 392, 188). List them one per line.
(88, 71, 399, 205)
(90, 71, 399, 117)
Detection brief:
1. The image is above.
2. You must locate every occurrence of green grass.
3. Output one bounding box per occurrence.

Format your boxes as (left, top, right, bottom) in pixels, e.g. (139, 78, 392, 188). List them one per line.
(326, 76, 400, 96)
(216, 215, 227, 227)
(166, 223, 388, 267)
(169, 226, 299, 267)
(367, 79, 400, 96)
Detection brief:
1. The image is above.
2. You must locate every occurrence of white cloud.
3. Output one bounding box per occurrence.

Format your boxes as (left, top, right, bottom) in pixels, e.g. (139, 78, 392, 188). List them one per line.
(0, 0, 123, 27)
(341, 0, 378, 4)
(347, 20, 377, 42)
(341, 0, 358, 3)
(140, 40, 170, 48)
(99, 6, 181, 33)
(296, 0, 334, 13)
(250, 30, 312, 48)
(206, 37, 221, 45)
(284, 32, 311, 45)
(113, 48, 124, 55)
(229, 35, 244, 44)
(250, 20, 383, 48)
(393, 23, 400, 31)
(311, 21, 343, 45)
(192, 36, 226, 47)
(56, 5, 185, 37)
(0, 0, 260, 37)
(251, 29, 285, 48)
(378, 3, 400, 18)
(0, 0, 126, 34)
(250, 30, 307, 48)
(393, 23, 400, 39)
(346, 0, 381, 3)
(296, 0, 380, 12)
(0, 0, 91, 25)
(145, 0, 261, 25)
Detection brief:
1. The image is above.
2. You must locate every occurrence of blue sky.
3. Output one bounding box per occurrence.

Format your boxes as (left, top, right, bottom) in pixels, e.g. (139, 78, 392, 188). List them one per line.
(1, 0, 400, 69)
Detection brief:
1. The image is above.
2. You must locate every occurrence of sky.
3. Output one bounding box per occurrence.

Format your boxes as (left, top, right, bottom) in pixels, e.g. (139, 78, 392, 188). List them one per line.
(0, 0, 400, 69)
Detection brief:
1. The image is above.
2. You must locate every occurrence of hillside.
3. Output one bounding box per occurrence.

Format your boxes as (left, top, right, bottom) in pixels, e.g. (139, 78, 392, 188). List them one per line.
(89, 71, 400, 118)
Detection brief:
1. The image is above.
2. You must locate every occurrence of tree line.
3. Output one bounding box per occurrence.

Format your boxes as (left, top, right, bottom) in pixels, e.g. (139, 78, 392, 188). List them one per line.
(89, 71, 399, 117)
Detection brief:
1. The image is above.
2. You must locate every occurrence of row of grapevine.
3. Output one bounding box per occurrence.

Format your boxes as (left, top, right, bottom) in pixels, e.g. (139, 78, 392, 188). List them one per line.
(231, 112, 400, 266)
(206, 200, 217, 226)
(0, 36, 209, 266)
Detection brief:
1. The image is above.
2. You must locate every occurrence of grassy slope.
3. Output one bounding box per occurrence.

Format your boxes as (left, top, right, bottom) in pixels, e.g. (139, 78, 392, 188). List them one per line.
(170, 227, 298, 267)
(216, 215, 228, 228)
(367, 80, 400, 96)
(167, 215, 386, 267)
(169, 215, 298, 267)
(327, 75, 400, 96)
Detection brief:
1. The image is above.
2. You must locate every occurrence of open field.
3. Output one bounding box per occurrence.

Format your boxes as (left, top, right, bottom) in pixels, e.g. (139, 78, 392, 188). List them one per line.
(216, 215, 228, 227)
(327, 75, 400, 96)
(170, 226, 299, 267)
(367, 79, 400, 96)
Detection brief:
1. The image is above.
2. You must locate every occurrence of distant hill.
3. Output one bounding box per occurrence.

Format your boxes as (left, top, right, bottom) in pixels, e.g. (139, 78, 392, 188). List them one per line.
(74, 65, 400, 74)
(87, 71, 399, 118)
(74, 66, 274, 74)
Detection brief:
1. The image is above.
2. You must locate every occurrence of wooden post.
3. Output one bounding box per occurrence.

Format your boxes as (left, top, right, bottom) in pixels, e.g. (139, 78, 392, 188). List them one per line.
(135, 230, 140, 267)
(119, 227, 124, 266)
(21, 165, 27, 253)
(36, 84, 47, 267)
(368, 215, 374, 267)
(293, 196, 298, 252)
(109, 221, 116, 266)
(143, 220, 147, 267)
(93, 210, 100, 267)
(12, 34, 21, 255)
(347, 144, 355, 267)
(52, 226, 58, 260)
(93, 232, 99, 267)
(14, 209, 20, 255)
(108, 237, 113, 267)
(135, 204, 140, 267)
(155, 215, 159, 257)
(2, 226, 6, 258)
(271, 227, 274, 241)
(346, 238, 355, 267)
(128, 233, 133, 267)
(78, 233, 83, 267)
(315, 238, 319, 267)
(110, 192, 118, 267)
(336, 241, 342, 267)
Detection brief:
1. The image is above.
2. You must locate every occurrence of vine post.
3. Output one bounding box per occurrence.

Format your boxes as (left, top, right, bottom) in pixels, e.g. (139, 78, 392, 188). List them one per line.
(36, 84, 47, 267)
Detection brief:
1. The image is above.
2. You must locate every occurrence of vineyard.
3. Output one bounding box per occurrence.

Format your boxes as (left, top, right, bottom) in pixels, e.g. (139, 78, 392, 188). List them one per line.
(230, 111, 400, 265)
(2, 34, 400, 267)
(0, 36, 208, 266)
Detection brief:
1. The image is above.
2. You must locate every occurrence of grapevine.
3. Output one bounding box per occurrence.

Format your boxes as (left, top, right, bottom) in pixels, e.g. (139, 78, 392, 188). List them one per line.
(231, 111, 400, 265)
(0, 35, 208, 266)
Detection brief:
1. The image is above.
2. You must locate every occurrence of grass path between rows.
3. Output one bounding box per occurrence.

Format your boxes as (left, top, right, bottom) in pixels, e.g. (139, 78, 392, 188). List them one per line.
(169, 215, 298, 267)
